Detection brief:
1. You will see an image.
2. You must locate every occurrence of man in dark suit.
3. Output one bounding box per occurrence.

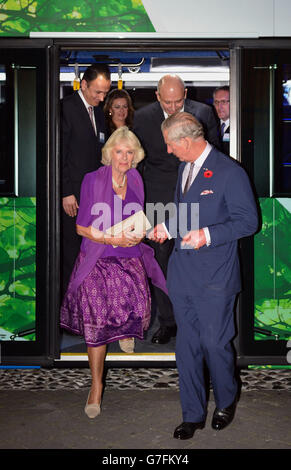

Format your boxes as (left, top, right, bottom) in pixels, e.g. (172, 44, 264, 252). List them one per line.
(133, 74, 220, 345)
(213, 85, 230, 154)
(150, 112, 258, 439)
(61, 64, 111, 293)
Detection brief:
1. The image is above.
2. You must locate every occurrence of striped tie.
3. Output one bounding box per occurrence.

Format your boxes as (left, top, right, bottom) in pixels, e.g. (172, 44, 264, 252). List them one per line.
(183, 162, 195, 195)
(220, 122, 225, 136)
(88, 106, 96, 134)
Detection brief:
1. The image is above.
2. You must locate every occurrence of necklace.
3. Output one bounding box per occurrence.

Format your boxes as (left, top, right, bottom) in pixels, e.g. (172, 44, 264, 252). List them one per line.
(112, 175, 126, 189)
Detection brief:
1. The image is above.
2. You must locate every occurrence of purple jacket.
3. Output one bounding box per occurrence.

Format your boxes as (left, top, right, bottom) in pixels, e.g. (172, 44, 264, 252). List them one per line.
(70, 165, 168, 295)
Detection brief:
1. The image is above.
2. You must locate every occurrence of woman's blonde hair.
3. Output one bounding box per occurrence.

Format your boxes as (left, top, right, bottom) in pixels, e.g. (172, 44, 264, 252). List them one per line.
(101, 126, 144, 168)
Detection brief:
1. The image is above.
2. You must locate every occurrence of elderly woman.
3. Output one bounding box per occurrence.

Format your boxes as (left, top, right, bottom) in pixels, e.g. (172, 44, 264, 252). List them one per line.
(60, 126, 166, 418)
(103, 88, 134, 134)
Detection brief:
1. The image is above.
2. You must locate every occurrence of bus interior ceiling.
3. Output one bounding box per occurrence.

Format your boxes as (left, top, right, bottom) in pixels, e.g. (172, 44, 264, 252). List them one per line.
(59, 49, 230, 109)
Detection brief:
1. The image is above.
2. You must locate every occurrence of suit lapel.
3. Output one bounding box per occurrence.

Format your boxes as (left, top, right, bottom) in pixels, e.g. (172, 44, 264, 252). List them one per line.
(74, 92, 98, 139)
(154, 102, 165, 126)
(182, 149, 218, 201)
(177, 162, 186, 202)
(94, 106, 106, 143)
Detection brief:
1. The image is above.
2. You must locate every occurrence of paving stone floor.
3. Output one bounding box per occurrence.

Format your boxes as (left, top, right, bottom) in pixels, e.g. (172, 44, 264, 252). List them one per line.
(0, 367, 290, 454)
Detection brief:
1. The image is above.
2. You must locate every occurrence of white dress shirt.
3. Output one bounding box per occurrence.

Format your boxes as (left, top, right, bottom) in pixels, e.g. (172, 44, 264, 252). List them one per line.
(220, 118, 230, 143)
(181, 142, 212, 193)
(164, 141, 212, 246)
(220, 118, 229, 133)
(78, 89, 97, 133)
(162, 106, 184, 120)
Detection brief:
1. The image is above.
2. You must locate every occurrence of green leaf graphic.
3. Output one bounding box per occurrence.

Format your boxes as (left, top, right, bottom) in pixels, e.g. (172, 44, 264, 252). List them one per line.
(0, 197, 36, 341)
(0, 0, 155, 35)
(254, 198, 291, 341)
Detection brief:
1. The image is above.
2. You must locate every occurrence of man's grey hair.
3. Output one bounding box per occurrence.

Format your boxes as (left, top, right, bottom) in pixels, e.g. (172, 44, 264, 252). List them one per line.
(161, 111, 204, 141)
(157, 74, 185, 94)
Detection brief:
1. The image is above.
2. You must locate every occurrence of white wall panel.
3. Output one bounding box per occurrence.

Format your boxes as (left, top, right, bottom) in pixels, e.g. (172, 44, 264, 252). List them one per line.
(274, 0, 291, 36)
(143, 0, 275, 37)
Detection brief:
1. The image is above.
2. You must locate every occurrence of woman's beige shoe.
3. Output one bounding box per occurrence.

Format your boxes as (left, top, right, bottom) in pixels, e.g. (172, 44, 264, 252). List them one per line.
(119, 338, 135, 353)
(84, 391, 101, 418)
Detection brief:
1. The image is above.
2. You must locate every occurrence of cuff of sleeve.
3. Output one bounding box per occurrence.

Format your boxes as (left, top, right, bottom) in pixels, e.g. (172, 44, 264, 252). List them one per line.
(203, 227, 211, 246)
(162, 222, 172, 240)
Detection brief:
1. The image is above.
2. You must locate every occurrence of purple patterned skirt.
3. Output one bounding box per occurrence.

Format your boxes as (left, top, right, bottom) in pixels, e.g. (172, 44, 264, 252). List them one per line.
(60, 253, 151, 347)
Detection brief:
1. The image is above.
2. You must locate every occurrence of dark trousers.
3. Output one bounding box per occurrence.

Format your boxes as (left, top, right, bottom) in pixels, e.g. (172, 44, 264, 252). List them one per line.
(61, 212, 81, 297)
(170, 291, 238, 422)
(147, 238, 176, 328)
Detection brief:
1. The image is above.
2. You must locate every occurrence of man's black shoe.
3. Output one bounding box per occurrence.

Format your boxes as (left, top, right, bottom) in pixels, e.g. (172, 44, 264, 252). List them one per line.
(151, 326, 177, 344)
(211, 398, 237, 431)
(173, 421, 205, 440)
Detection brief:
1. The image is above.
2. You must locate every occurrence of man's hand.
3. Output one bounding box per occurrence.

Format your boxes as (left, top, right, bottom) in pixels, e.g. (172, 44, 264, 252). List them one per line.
(63, 195, 79, 217)
(181, 229, 206, 249)
(148, 223, 168, 244)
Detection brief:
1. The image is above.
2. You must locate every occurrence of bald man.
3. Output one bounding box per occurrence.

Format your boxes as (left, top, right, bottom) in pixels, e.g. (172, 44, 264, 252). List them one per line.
(133, 75, 220, 345)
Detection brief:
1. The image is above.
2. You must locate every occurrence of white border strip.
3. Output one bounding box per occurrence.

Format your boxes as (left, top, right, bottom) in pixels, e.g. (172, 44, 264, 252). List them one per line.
(57, 353, 176, 362)
(60, 72, 229, 83)
(30, 31, 258, 39)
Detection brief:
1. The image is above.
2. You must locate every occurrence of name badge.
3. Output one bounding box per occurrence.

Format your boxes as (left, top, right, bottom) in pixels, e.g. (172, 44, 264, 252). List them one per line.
(99, 132, 105, 143)
(223, 132, 230, 142)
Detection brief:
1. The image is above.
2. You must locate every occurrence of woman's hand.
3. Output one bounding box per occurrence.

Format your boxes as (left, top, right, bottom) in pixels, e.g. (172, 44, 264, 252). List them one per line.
(77, 224, 145, 248)
(105, 226, 145, 248)
(124, 227, 146, 247)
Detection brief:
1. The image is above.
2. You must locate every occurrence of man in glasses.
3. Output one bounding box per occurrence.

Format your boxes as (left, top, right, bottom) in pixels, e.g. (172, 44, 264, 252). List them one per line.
(213, 86, 230, 155)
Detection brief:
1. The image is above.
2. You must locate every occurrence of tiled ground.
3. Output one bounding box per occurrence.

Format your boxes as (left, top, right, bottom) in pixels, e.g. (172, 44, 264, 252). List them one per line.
(0, 367, 290, 391)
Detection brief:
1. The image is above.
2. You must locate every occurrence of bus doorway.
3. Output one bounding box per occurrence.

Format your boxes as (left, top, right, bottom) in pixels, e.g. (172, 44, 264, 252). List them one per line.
(56, 44, 230, 366)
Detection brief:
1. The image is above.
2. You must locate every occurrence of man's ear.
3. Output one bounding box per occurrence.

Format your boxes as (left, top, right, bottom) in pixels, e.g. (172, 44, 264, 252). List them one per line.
(182, 136, 191, 150)
(184, 88, 188, 99)
(155, 90, 160, 102)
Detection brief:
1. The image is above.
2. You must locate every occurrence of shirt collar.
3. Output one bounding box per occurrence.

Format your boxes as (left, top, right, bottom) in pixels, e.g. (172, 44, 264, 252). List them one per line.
(220, 118, 229, 129)
(162, 105, 185, 120)
(78, 89, 92, 110)
(189, 141, 212, 168)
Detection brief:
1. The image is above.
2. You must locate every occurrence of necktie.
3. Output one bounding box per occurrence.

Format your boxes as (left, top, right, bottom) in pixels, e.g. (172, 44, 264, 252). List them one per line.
(88, 106, 96, 134)
(183, 162, 195, 195)
(220, 122, 225, 136)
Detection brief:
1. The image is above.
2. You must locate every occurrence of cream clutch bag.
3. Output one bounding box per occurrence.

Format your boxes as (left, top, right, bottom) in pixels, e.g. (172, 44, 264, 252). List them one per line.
(105, 210, 151, 247)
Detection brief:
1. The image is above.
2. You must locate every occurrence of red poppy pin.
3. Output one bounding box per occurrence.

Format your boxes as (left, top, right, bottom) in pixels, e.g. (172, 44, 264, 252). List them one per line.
(203, 168, 213, 178)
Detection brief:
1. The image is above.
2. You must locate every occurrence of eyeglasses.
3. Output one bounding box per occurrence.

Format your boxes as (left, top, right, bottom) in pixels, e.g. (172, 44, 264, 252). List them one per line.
(112, 105, 128, 110)
(214, 100, 230, 106)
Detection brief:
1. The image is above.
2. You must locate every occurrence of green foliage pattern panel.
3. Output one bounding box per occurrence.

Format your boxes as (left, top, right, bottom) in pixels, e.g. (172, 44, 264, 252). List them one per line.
(1, 197, 290, 344)
(0, 197, 36, 341)
(254, 198, 291, 341)
(0, 0, 155, 35)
